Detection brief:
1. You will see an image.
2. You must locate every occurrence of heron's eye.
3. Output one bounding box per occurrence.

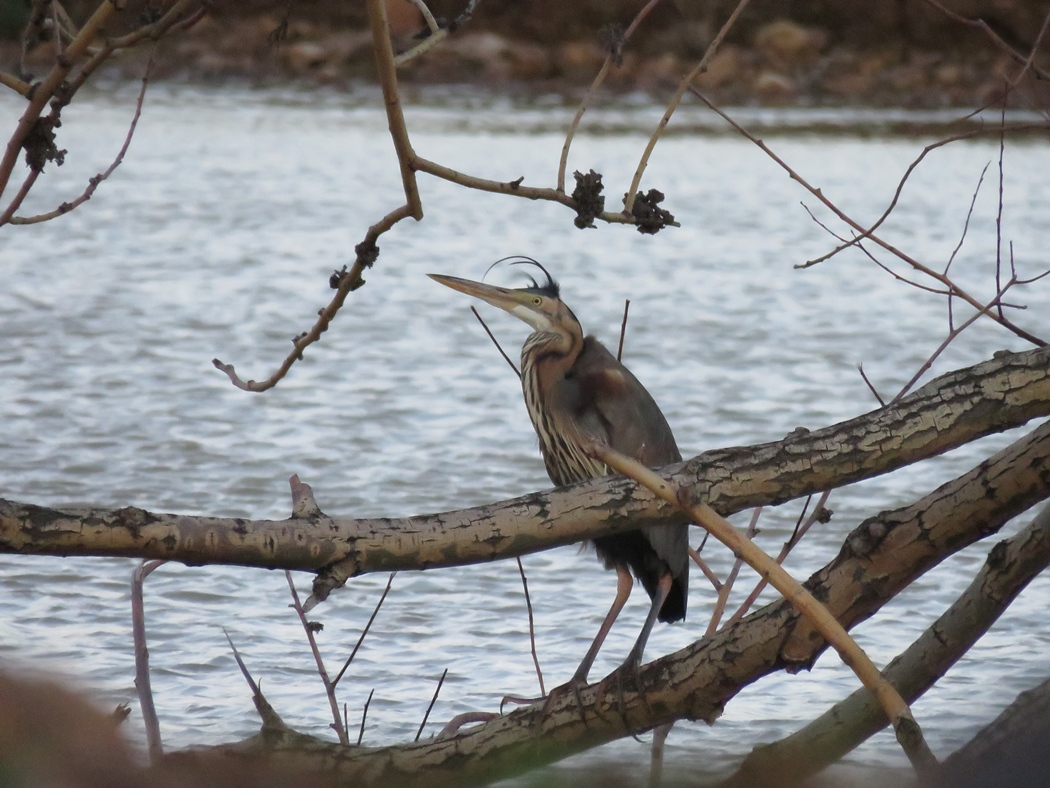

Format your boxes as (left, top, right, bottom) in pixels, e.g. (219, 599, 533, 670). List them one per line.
(532, 297, 542, 306)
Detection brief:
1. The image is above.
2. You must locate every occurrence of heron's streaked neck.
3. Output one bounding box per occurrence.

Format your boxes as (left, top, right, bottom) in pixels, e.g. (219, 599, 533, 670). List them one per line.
(521, 324, 582, 378)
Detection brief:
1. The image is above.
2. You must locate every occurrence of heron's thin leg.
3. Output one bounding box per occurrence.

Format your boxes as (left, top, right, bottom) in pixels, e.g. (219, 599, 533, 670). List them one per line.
(570, 564, 633, 684)
(623, 572, 672, 669)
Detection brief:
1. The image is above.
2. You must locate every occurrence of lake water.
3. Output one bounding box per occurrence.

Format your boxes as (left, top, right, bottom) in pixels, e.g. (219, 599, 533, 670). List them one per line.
(2, 81, 1049, 785)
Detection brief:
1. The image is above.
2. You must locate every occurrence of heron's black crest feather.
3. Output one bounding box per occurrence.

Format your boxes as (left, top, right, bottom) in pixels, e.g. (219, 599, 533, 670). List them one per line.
(484, 256, 560, 298)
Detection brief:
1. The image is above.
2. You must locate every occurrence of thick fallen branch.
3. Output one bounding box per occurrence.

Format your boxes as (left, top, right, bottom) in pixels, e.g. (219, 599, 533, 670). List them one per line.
(2, 347, 1049, 580)
(940, 675, 1050, 788)
(720, 501, 1050, 786)
(593, 443, 937, 773)
(188, 419, 1050, 787)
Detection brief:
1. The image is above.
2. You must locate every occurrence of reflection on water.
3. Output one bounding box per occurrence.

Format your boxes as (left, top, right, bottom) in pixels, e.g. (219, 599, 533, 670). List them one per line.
(2, 83, 1049, 783)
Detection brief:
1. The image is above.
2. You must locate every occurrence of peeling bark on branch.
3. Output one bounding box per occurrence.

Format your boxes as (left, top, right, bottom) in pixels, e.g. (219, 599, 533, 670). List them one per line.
(721, 502, 1050, 786)
(2, 347, 1049, 575)
(191, 420, 1050, 787)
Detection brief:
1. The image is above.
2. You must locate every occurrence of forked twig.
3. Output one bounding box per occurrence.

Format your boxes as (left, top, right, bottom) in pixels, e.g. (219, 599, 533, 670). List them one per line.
(691, 87, 1047, 348)
(394, 0, 482, 66)
(333, 572, 397, 687)
(8, 51, 155, 226)
(705, 508, 760, 636)
(286, 571, 349, 744)
(922, 0, 1050, 82)
(556, 0, 665, 192)
(516, 557, 545, 697)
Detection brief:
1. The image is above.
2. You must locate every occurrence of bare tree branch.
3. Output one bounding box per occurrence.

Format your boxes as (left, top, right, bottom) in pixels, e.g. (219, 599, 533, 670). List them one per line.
(193, 420, 1050, 786)
(721, 500, 1050, 787)
(5, 347, 1050, 576)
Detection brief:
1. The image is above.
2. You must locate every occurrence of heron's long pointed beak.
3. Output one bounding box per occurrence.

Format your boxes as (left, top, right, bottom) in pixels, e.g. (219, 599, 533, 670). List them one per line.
(428, 273, 537, 315)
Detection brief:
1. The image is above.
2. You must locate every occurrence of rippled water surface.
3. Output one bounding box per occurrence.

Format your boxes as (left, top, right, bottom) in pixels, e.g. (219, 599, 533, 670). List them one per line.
(2, 83, 1049, 784)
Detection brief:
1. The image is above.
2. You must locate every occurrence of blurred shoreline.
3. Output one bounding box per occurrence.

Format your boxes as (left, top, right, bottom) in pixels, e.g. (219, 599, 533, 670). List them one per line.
(3, 1, 1050, 108)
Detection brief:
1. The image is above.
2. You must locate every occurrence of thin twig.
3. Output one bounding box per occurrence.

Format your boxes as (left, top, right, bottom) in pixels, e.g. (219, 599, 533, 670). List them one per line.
(223, 628, 261, 695)
(728, 491, 831, 624)
(131, 559, 165, 763)
(358, 688, 374, 745)
(367, 0, 422, 218)
(408, 0, 440, 34)
(649, 722, 674, 788)
(471, 306, 520, 378)
(857, 364, 886, 406)
(416, 668, 448, 741)
(394, 28, 449, 65)
(945, 164, 989, 278)
(922, 0, 1050, 82)
(688, 546, 722, 591)
(0, 169, 40, 227)
(333, 572, 396, 688)
(50, 1, 64, 59)
(995, 95, 1007, 320)
(0, 70, 32, 97)
(516, 557, 545, 697)
(617, 299, 631, 362)
(221, 628, 288, 731)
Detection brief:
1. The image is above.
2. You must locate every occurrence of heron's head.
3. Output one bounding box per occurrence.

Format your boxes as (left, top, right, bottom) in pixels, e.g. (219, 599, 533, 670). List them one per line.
(428, 258, 580, 339)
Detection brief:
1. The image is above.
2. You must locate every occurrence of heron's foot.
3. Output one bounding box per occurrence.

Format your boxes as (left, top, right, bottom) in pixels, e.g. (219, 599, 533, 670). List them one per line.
(599, 655, 650, 738)
(499, 693, 544, 714)
(521, 674, 590, 727)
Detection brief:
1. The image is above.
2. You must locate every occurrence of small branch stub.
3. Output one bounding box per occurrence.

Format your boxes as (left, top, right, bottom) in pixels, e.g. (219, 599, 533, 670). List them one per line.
(289, 475, 322, 519)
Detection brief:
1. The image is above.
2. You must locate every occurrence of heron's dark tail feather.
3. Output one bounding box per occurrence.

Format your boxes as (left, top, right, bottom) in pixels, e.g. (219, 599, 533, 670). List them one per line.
(656, 575, 687, 623)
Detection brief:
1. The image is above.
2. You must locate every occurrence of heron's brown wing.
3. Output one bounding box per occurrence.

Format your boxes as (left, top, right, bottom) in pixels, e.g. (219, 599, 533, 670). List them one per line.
(571, 337, 681, 466)
(570, 337, 689, 616)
